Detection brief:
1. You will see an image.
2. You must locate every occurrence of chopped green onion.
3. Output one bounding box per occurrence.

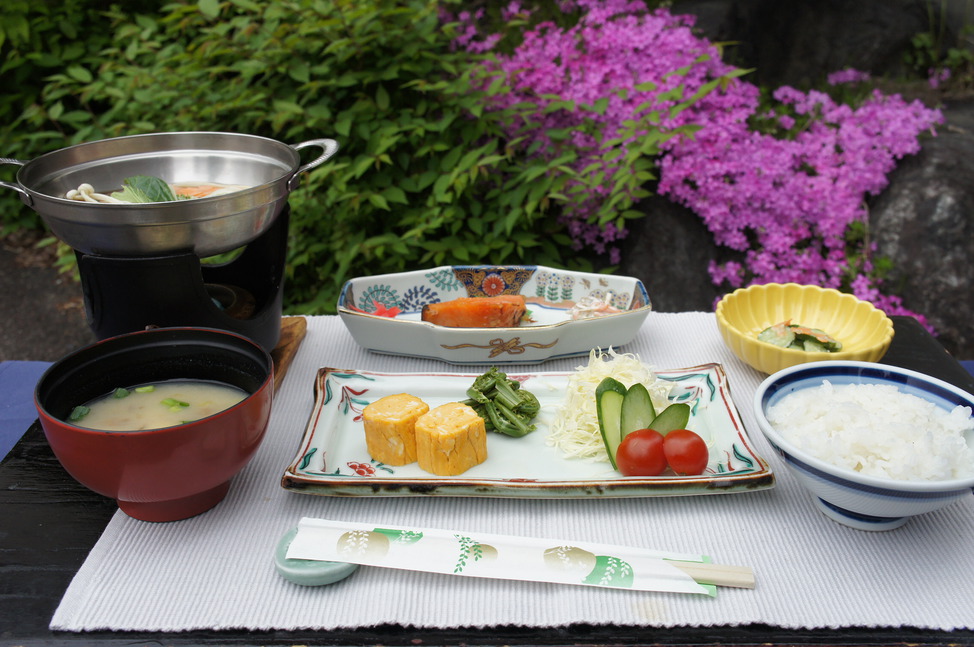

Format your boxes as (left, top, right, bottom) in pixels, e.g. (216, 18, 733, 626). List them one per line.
(112, 387, 130, 399)
(161, 398, 190, 408)
(135, 385, 155, 393)
(69, 405, 90, 421)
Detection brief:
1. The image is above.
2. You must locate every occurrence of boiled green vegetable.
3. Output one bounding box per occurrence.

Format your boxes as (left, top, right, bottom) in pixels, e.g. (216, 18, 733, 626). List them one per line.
(463, 367, 541, 438)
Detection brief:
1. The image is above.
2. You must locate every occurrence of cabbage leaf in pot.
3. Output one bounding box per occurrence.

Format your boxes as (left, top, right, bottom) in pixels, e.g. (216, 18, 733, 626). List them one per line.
(111, 176, 184, 203)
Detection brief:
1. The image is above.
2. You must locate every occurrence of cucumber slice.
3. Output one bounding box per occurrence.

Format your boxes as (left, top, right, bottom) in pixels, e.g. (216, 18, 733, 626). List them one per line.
(595, 377, 628, 469)
(757, 324, 796, 348)
(620, 382, 656, 440)
(649, 402, 691, 436)
(801, 338, 827, 352)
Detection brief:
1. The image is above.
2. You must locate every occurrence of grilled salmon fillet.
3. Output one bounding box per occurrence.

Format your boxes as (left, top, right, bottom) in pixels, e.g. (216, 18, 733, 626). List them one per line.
(421, 295, 527, 328)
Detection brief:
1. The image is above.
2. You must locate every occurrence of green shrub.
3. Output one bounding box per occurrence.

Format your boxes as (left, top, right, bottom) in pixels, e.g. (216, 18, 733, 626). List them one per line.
(1, 0, 698, 314)
(0, 0, 128, 232)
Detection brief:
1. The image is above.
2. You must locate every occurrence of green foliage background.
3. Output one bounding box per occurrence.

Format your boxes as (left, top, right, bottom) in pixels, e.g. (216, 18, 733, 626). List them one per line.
(1, 0, 700, 315)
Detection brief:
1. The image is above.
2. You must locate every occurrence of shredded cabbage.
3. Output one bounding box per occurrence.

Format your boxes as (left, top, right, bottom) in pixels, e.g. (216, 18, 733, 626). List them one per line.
(546, 347, 673, 461)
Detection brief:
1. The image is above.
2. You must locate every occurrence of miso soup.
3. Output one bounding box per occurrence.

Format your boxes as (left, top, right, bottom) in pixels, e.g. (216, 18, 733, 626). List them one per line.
(69, 380, 248, 431)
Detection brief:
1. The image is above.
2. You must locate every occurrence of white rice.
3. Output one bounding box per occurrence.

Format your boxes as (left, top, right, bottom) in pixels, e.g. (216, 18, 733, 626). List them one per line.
(767, 380, 974, 481)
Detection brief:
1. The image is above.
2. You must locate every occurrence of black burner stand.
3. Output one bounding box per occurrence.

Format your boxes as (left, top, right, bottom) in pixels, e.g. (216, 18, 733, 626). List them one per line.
(76, 207, 289, 353)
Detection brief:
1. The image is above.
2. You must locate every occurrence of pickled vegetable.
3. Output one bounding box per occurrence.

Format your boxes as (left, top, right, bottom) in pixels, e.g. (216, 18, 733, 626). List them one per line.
(758, 320, 842, 352)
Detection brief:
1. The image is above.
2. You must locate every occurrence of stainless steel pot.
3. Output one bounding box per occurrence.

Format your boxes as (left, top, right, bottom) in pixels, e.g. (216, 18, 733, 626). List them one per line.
(0, 132, 338, 257)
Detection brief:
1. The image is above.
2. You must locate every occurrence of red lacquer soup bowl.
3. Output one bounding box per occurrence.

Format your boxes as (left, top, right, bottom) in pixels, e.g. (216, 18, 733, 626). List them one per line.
(34, 327, 274, 522)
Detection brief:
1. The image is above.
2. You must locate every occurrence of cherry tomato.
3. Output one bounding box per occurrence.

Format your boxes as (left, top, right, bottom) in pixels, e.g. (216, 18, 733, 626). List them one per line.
(615, 429, 667, 476)
(663, 429, 709, 475)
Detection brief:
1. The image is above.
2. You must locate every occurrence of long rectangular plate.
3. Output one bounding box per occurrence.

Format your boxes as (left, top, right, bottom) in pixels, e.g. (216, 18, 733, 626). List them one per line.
(281, 364, 774, 497)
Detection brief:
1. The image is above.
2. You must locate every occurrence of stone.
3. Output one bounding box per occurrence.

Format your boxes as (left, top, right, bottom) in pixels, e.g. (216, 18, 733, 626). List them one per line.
(868, 99, 974, 359)
(676, 0, 936, 88)
(617, 195, 724, 313)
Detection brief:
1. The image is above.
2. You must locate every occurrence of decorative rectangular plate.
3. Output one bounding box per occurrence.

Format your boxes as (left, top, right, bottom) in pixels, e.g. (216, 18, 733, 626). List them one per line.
(281, 364, 774, 498)
(336, 265, 653, 364)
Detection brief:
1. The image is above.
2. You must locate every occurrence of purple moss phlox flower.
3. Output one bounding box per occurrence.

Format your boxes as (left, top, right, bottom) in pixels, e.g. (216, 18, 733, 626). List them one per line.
(827, 68, 872, 85)
(451, 0, 944, 327)
(658, 79, 941, 327)
(454, 0, 736, 254)
(929, 67, 951, 89)
(451, 8, 502, 53)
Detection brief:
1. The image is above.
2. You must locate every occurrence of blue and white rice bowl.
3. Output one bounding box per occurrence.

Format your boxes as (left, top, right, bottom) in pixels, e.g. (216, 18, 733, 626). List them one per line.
(753, 361, 974, 531)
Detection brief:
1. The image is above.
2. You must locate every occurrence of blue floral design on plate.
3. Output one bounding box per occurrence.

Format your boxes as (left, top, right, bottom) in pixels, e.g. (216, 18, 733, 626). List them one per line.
(400, 285, 439, 311)
(426, 268, 464, 292)
(359, 284, 400, 311)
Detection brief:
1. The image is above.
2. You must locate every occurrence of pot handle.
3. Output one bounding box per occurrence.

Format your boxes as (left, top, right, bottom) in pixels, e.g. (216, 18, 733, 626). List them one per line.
(288, 139, 339, 191)
(0, 158, 30, 204)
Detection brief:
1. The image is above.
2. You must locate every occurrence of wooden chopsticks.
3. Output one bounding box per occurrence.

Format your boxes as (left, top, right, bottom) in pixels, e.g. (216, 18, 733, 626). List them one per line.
(668, 560, 756, 589)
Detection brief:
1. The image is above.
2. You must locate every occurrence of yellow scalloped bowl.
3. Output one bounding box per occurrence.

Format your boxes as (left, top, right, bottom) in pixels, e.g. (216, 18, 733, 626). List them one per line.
(715, 283, 894, 375)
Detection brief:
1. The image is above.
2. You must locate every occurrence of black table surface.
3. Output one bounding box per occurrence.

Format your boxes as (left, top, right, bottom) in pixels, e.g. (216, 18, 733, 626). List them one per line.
(3, 315, 974, 647)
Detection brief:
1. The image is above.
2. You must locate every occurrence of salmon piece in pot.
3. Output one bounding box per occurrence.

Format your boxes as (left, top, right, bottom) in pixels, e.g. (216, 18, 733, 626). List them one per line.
(421, 295, 527, 328)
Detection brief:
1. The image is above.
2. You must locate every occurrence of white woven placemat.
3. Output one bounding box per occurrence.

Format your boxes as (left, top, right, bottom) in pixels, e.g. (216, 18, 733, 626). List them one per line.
(50, 313, 974, 632)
